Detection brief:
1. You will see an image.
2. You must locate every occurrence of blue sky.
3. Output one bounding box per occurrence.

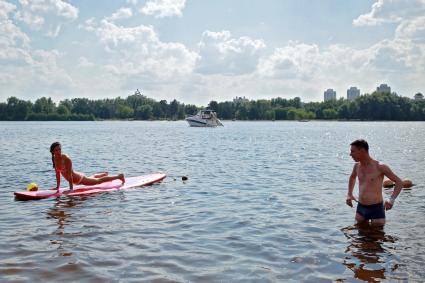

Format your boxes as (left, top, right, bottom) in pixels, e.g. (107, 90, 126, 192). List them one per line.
(1, 0, 424, 105)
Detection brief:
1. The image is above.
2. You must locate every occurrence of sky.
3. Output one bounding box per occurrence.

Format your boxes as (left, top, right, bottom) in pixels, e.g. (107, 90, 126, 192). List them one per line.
(1, 0, 425, 105)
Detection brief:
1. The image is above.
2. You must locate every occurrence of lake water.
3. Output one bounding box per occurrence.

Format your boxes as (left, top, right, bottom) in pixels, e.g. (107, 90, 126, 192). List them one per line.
(0, 121, 424, 282)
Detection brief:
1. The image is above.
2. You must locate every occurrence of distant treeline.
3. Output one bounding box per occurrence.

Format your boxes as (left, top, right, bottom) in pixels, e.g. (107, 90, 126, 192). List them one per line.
(0, 91, 424, 121)
(0, 95, 198, 121)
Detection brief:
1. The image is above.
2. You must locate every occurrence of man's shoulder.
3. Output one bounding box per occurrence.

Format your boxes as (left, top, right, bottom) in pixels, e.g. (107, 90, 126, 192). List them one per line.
(376, 161, 390, 171)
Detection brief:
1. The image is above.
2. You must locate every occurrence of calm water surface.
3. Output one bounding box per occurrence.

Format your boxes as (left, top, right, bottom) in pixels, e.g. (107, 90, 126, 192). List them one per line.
(0, 121, 424, 282)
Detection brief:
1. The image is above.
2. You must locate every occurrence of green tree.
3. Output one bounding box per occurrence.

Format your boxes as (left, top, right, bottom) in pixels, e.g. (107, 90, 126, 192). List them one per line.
(159, 100, 168, 118)
(116, 104, 134, 119)
(184, 104, 198, 116)
(208, 100, 219, 112)
(265, 109, 275, 120)
(6, 97, 31, 120)
(235, 104, 249, 120)
(135, 105, 153, 120)
(0, 103, 7, 120)
(33, 97, 56, 114)
(57, 104, 70, 115)
(177, 104, 186, 119)
(286, 107, 298, 120)
(322, 108, 338, 120)
(274, 107, 287, 120)
(72, 98, 91, 115)
(288, 97, 302, 108)
(169, 99, 179, 119)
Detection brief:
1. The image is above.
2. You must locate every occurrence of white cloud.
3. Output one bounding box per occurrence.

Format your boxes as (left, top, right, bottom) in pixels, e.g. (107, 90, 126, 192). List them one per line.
(195, 30, 266, 75)
(249, 0, 425, 100)
(14, 10, 45, 30)
(82, 18, 198, 82)
(30, 49, 73, 85)
(78, 57, 95, 68)
(15, 0, 78, 37)
(0, 0, 31, 50)
(256, 43, 360, 99)
(0, 0, 15, 19)
(0, 47, 75, 99)
(257, 42, 321, 79)
(353, 0, 425, 26)
(107, 7, 133, 22)
(395, 15, 425, 42)
(18, 0, 78, 19)
(141, 0, 186, 18)
(0, 0, 75, 99)
(255, 33, 425, 99)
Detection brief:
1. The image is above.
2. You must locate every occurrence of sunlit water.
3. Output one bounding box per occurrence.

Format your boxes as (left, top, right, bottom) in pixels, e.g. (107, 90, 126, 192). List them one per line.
(0, 121, 424, 282)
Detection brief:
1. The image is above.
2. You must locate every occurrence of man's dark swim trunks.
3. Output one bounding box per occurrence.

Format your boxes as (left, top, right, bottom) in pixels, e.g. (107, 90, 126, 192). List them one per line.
(356, 202, 385, 220)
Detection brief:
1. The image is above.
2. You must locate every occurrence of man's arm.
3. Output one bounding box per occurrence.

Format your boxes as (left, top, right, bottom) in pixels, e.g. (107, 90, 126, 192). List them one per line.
(346, 164, 358, 207)
(380, 163, 402, 210)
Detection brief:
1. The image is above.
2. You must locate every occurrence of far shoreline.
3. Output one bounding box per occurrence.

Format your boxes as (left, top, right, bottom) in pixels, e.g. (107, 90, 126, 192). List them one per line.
(1, 119, 424, 123)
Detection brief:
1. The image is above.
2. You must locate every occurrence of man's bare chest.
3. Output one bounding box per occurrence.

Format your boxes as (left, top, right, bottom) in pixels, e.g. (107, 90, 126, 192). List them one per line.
(357, 167, 382, 183)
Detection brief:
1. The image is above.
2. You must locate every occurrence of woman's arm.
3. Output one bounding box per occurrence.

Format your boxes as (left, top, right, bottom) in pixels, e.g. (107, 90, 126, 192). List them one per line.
(55, 170, 61, 190)
(63, 155, 74, 191)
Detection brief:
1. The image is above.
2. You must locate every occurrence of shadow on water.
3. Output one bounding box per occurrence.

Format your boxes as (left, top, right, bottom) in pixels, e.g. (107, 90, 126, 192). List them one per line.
(340, 223, 400, 282)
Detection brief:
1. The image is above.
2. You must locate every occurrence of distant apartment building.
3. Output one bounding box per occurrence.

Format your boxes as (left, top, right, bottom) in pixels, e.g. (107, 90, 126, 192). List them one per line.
(414, 92, 424, 100)
(347, 87, 360, 101)
(377, 84, 391, 94)
(324, 89, 336, 101)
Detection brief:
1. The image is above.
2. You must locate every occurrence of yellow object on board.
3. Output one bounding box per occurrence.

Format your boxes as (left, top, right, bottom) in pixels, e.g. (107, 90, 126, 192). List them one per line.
(27, 183, 38, 192)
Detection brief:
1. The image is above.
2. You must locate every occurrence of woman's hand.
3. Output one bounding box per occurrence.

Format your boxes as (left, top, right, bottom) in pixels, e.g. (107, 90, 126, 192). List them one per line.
(55, 170, 61, 191)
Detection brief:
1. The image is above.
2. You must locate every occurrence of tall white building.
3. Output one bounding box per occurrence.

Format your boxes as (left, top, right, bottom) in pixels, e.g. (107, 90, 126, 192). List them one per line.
(347, 87, 360, 101)
(377, 84, 391, 94)
(324, 89, 336, 101)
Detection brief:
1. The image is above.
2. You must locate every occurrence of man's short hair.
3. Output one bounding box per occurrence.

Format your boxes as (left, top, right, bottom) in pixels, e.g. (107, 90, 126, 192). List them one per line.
(350, 139, 369, 152)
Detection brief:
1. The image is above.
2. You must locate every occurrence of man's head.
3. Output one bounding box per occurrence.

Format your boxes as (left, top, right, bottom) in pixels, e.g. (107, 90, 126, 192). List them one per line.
(350, 139, 369, 162)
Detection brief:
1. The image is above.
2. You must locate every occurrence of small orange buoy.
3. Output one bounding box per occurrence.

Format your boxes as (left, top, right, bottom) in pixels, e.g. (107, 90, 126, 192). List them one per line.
(383, 179, 394, 188)
(402, 179, 413, 188)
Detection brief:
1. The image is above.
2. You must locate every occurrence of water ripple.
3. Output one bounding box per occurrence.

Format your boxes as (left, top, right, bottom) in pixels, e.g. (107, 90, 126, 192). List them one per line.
(0, 121, 424, 282)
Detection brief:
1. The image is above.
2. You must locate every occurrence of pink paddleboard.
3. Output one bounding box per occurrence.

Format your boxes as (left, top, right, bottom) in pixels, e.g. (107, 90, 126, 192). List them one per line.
(14, 173, 166, 201)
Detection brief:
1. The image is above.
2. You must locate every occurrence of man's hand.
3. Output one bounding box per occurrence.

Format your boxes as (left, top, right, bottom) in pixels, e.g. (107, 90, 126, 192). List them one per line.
(384, 200, 393, 210)
(346, 195, 357, 207)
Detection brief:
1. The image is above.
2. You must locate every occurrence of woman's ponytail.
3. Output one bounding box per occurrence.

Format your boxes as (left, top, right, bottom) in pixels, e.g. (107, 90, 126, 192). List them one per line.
(50, 142, 61, 169)
(51, 153, 55, 169)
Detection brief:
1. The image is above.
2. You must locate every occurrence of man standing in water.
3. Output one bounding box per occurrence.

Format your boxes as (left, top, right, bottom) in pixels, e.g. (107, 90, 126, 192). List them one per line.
(346, 139, 403, 225)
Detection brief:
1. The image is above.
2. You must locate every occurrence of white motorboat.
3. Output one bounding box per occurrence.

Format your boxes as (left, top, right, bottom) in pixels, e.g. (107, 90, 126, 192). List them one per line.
(186, 109, 223, 127)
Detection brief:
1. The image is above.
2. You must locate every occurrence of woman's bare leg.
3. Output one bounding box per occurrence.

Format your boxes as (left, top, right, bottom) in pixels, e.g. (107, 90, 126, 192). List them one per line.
(88, 172, 109, 178)
(80, 173, 125, 186)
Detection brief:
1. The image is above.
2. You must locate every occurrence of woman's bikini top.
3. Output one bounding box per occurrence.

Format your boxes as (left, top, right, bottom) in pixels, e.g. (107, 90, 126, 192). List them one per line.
(55, 156, 68, 173)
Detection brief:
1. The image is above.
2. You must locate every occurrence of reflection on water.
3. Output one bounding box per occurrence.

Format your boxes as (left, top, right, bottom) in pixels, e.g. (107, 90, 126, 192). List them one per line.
(46, 197, 86, 257)
(47, 198, 76, 232)
(341, 224, 399, 282)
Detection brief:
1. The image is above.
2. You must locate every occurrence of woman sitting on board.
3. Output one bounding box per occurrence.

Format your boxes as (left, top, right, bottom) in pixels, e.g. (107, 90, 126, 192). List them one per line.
(50, 142, 125, 192)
